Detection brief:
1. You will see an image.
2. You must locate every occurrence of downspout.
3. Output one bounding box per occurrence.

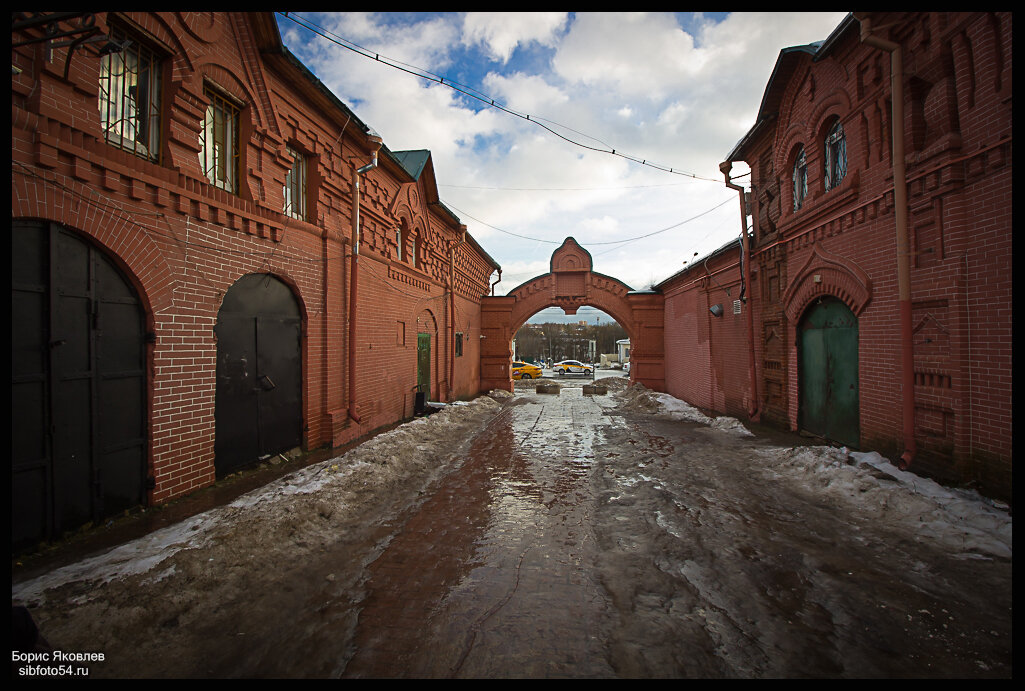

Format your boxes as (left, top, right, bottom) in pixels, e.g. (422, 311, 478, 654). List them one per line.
(448, 227, 467, 401)
(347, 133, 384, 423)
(721, 161, 760, 422)
(490, 268, 502, 296)
(856, 13, 916, 468)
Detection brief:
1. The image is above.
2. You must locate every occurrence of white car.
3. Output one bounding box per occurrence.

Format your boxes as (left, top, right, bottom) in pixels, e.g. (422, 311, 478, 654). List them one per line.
(623, 361, 631, 374)
(553, 359, 593, 376)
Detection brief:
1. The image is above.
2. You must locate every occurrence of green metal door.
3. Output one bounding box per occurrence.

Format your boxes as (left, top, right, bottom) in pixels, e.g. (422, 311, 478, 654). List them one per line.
(417, 333, 431, 399)
(799, 297, 859, 448)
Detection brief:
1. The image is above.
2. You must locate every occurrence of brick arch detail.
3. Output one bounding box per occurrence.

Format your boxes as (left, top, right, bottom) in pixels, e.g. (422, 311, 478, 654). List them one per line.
(12, 173, 175, 319)
(809, 89, 853, 139)
(417, 307, 439, 334)
(783, 244, 872, 323)
(220, 270, 309, 322)
(480, 237, 665, 392)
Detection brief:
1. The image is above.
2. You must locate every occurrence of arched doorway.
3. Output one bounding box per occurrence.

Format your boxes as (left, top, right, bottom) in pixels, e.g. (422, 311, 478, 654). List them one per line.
(12, 220, 147, 548)
(214, 274, 302, 476)
(480, 238, 664, 392)
(416, 308, 439, 403)
(798, 296, 859, 448)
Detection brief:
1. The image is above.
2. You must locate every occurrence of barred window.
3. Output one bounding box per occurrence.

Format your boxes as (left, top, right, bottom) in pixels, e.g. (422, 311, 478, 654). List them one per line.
(98, 26, 162, 161)
(283, 146, 307, 220)
(199, 87, 241, 193)
(824, 120, 847, 192)
(793, 148, 808, 211)
(455, 332, 464, 357)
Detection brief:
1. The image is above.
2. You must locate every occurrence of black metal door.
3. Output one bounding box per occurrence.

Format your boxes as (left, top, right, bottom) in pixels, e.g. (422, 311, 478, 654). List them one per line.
(12, 220, 147, 549)
(215, 274, 301, 476)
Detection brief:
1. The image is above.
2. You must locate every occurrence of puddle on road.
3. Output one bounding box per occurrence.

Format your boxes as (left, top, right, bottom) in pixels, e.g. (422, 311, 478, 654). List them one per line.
(342, 391, 615, 679)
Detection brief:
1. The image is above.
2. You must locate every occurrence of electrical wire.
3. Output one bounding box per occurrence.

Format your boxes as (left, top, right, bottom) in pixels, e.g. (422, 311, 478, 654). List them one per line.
(277, 11, 726, 183)
(439, 181, 697, 191)
(442, 195, 734, 246)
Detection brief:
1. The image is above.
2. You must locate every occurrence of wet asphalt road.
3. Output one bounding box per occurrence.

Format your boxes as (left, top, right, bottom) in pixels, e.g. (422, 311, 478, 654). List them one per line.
(338, 384, 1011, 678)
(12, 377, 1011, 678)
(344, 386, 616, 677)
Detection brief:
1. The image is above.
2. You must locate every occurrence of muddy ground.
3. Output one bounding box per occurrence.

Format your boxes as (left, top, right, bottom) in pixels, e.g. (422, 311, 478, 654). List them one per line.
(11, 380, 1012, 678)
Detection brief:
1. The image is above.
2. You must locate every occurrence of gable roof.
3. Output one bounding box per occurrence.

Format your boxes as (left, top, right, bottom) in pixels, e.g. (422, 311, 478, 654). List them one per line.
(725, 13, 856, 163)
(247, 13, 499, 271)
(392, 150, 432, 180)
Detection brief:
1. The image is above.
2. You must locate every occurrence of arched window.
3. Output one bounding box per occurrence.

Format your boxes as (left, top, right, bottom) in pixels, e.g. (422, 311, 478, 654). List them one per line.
(824, 120, 847, 191)
(793, 148, 808, 211)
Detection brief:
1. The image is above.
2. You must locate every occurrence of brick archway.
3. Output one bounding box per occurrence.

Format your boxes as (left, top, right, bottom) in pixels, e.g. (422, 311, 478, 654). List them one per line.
(480, 237, 665, 391)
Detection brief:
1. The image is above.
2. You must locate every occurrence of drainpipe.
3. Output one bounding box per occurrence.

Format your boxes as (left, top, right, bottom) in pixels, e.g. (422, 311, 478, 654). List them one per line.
(721, 161, 760, 422)
(856, 13, 915, 468)
(448, 227, 467, 401)
(347, 132, 384, 423)
(489, 268, 502, 296)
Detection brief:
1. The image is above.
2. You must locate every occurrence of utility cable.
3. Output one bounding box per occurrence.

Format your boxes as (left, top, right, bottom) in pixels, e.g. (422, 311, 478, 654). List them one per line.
(277, 11, 725, 183)
(442, 195, 734, 246)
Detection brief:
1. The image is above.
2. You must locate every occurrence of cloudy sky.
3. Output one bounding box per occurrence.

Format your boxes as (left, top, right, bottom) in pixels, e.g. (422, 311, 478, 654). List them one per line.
(277, 12, 848, 324)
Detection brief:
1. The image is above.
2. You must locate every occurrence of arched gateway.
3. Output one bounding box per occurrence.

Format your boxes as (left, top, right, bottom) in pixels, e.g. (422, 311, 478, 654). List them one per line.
(480, 238, 665, 392)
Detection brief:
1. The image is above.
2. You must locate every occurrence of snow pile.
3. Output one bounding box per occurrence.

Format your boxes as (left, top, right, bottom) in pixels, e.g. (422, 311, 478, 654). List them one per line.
(595, 375, 630, 392)
(758, 445, 1012, 559)
(616, 384, 753, 436)
(13, 393, 507, 607)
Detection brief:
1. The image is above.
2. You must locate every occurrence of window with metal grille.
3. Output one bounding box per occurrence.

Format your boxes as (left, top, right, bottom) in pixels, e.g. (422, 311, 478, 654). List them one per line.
(98, 25, 162, 162)
(455, 332, 463, 357)
(793, 148, 808, 211)
(199, 87, 241, 193)
(823, 120, 847, 192)
(283, 146, 307, 220)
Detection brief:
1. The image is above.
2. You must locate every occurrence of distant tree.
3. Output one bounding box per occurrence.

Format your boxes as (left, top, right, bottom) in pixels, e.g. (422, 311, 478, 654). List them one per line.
(514, 319, 626, 362)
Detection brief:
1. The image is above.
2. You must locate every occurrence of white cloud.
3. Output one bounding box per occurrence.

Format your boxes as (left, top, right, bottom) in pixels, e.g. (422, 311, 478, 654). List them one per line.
(281, 11, 848, 307)
(462, 12, 568, 63)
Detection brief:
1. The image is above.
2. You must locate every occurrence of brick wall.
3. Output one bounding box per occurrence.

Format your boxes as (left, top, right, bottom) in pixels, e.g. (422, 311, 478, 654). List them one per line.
(659, 12, 1012, 501)
(11, 12, 496, 516)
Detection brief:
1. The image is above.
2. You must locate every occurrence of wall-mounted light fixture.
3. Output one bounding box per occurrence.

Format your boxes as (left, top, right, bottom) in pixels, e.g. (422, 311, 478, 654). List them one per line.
(709, 304, 724, 318)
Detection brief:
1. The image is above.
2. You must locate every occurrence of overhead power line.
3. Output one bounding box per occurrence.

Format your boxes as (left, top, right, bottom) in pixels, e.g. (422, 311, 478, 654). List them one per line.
(442, 195, 734, 246)
(277, 12, 726, 183)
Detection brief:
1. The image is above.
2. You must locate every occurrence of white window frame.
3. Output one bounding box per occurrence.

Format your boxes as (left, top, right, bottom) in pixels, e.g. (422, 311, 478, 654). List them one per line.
(200, 86, 241, 194)
(283, 146, 307, 220)
(793, 148, 808, 211)
(824, 121, 847, 192)
(98, 26, 162, 161)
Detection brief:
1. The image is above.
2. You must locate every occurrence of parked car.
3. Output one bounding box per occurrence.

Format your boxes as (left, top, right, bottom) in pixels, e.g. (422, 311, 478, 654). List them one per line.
(553, 359, 593, 376)
(623, 361, 631, 374)
(512, 361, 543, 380)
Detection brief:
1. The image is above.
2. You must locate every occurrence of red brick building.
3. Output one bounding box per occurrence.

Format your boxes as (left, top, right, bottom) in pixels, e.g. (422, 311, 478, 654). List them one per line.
(11, 12, 499, 547)
(658, 12, 1012, 500)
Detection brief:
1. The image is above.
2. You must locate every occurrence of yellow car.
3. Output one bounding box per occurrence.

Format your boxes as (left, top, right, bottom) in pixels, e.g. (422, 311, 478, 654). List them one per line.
(511, 361, 543, 380)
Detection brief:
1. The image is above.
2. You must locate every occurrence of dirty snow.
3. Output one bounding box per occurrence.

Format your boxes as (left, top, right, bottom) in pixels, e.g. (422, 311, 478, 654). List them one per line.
(9, 380, 1012, 678)
(12, 391, 508, 607)
(617, 382, 754, 436)
(14, 383, 1010, 606)
(615, 383, 1010, 560)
